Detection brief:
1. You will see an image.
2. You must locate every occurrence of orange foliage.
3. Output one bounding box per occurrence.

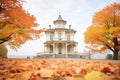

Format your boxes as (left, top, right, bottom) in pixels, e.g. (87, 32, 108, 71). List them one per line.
(0, 59, 120, 80)
(0, 0, 44, 48)
(84, 3, 120, 59)
(92, 3, 120, 27)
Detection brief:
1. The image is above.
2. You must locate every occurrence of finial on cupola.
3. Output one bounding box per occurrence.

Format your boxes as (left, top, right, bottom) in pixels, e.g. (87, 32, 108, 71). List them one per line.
(57, 11, 63, 20)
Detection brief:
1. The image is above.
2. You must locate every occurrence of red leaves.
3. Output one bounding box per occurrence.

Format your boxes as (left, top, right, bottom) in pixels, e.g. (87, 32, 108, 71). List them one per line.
(101, 67, 111, 73)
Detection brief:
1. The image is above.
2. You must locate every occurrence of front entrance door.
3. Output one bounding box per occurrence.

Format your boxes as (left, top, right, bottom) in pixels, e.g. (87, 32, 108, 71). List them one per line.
(58, 43, 62, 54)
(50, 45, 53, 53)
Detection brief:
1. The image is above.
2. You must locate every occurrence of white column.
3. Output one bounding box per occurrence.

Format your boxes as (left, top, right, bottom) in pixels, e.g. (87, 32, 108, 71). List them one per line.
(53, 43, 55, 58)
(44, 44, 45, 53)
(46, 46, 48, 53)
(66, 43, 67, 54)
(66, 43, 68, 58)
(54, 30, 57, 40)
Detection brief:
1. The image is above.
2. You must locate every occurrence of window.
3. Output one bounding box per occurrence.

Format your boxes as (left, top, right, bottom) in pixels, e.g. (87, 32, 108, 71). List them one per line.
(67, 35, 70, 40)
(58, 33, 62, 40)
(67, 46, 71, 53)
(50, 35, 53, 40)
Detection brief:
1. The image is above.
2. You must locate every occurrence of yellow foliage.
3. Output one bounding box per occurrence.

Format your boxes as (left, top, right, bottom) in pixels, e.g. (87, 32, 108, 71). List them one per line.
(109, 26, 120, 33)
(75, 77, 84, 80)
(109, 26, 120, 37)
(84, 71, 103, 80)
(84, 26, 106, 43)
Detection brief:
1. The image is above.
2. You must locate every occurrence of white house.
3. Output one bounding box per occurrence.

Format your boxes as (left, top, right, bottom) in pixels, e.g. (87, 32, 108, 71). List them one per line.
(36, 14, 88, 58)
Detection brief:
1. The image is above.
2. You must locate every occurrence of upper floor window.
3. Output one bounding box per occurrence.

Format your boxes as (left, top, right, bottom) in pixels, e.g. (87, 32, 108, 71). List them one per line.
(58, 33, 62, 40)
(50, 35, 53, 40)
(67, 35, 70, 40)
(58, 24, 62, 28)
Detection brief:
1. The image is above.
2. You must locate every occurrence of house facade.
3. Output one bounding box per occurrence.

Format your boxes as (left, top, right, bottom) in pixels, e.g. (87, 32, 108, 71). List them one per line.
(36, 14, 88, 58)
(44, 14, 77, 55)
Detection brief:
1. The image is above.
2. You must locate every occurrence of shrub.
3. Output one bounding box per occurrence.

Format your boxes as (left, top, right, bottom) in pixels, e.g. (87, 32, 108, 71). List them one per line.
(106, 54, 113, 60)
(0, 44, 8, 58)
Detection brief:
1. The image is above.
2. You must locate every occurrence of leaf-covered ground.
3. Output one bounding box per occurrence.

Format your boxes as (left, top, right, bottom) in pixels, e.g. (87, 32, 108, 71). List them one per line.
(0, 59, 120, 80)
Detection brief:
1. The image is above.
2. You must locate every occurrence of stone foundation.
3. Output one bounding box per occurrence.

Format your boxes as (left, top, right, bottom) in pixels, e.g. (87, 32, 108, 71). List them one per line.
(35, 54, 88, 59)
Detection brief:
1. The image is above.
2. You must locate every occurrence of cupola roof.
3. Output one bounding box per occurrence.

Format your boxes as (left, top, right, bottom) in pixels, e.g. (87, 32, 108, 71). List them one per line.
(57, 14, 63, 20)
(53, 12, 67, 25)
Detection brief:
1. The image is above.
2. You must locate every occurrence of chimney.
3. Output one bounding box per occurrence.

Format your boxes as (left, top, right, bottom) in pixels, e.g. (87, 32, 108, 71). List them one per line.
(69, 25, 71, 29)
(49, 25, 51, 29)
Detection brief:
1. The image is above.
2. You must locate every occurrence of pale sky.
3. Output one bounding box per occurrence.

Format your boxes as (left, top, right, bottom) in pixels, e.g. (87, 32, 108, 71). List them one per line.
(7, 0, 120, 58)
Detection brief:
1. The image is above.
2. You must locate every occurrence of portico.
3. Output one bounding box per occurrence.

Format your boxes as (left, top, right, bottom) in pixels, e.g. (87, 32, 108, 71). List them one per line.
(44, 41, 77, 54)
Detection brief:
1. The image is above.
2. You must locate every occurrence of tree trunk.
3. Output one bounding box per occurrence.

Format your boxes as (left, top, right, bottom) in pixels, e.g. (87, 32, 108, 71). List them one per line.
(113, 50, 118, 60)
(113, 37, 119, 60)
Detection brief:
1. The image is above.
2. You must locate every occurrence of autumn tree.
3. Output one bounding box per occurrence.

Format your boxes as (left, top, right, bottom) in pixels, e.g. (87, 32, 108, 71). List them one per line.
(0, 0, 44, 49)
(84, 3, 120, 60)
